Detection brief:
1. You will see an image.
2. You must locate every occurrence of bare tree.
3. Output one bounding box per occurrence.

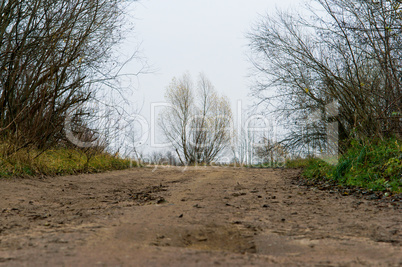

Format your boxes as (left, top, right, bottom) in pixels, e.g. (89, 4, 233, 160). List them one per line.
(231, 127, 249, 165)
(255, 135, 288, 166)
(160, 73, 233, 164)
(248, 0, 402, 154)
(0, 0, 138, 153)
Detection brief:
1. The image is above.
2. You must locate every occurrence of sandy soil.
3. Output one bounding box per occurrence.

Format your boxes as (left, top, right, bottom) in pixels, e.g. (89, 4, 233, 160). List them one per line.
(0, 167, 401, 266)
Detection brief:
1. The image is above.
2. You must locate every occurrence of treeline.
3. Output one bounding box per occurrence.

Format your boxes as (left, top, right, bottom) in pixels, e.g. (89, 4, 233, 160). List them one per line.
(248, 0, 402, 154)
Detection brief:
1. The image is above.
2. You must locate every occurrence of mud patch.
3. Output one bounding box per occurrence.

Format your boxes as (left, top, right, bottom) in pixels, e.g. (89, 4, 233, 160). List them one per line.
(129, 184, 168, 205)
(152, 224, 256, 254)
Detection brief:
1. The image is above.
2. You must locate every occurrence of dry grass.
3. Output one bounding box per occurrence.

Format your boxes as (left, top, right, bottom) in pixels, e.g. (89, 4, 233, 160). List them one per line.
(0, 144, 135, 177)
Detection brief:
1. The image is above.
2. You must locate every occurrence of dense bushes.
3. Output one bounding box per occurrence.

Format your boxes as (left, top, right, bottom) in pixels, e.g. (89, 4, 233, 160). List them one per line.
(0, 0, 130, 149)
(249, 0, 402, 155)
(0, 1, 138, 177)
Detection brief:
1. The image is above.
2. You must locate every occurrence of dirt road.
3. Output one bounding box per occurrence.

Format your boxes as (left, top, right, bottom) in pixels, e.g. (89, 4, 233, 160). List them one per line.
(0, 167, 401, 266)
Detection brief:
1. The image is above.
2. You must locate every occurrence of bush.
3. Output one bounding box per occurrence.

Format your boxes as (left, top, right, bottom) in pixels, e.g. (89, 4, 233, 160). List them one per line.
(300, 138, 402, 193)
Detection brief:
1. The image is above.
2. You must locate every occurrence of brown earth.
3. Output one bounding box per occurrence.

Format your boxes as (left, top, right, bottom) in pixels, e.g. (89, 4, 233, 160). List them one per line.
(0, 167, 401, 266)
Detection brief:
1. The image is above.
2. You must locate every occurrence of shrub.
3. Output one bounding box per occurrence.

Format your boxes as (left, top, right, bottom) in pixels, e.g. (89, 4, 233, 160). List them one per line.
(300, 138, 402, 193)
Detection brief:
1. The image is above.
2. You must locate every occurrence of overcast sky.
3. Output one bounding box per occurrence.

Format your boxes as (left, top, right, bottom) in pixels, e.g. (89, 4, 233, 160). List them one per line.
(120, 0, 304, 151)
(126, 0, 303, 111)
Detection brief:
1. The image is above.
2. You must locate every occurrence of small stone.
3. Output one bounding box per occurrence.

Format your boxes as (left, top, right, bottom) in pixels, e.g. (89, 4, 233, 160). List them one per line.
(195, 236, 208, 242)
(156, 198, 166, 204)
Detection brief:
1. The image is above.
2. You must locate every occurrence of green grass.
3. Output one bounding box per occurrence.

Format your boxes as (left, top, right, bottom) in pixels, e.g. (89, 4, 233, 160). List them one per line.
(286, 138, 402, 193)
(0, 146, 136, 178)
(285, 157, 316, 169)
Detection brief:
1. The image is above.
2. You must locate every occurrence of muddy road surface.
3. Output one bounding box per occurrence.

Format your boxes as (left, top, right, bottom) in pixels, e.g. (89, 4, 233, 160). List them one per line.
(0, 167, 401, 266)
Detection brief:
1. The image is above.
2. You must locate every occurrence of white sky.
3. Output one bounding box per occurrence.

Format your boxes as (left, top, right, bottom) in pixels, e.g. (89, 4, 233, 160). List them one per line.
(127, 0, 302, 107)
(120, 0, 304, 151)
